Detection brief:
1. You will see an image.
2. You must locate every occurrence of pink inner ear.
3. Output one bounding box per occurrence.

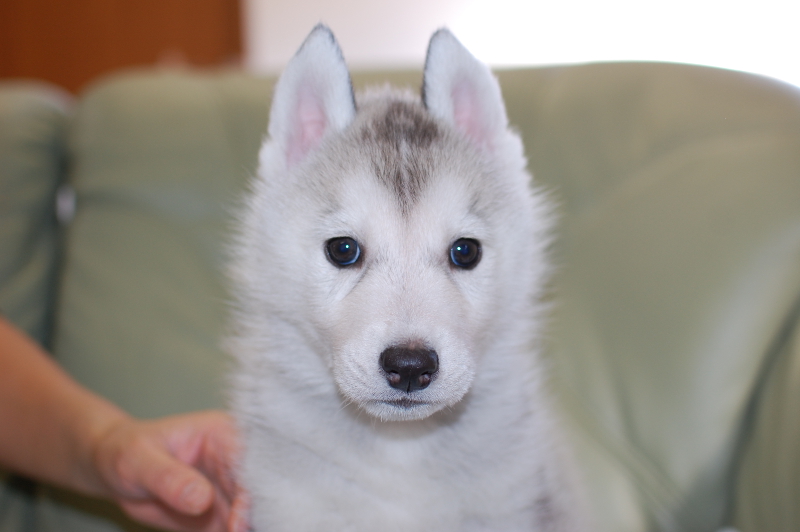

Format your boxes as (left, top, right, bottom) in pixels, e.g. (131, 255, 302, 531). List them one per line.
(286, 88, 328, 166)
(451, 81, 490, 150)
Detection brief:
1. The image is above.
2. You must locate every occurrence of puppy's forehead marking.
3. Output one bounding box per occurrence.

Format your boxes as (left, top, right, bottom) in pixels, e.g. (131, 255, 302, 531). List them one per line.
(360, 100, 440, 212)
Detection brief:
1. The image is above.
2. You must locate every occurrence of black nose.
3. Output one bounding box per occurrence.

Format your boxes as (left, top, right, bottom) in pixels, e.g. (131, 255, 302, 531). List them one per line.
(379, 345, 439, 393)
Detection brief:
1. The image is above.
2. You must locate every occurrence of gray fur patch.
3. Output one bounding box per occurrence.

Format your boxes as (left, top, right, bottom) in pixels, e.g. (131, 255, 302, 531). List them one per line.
(360, 100, 440, 211)
(534, 494, 557, 531)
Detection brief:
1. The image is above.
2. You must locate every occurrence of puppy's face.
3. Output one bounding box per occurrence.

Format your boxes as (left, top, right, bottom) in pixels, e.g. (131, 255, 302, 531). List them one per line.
(246, 27, 542, 422)
(307, 136, 495, 421)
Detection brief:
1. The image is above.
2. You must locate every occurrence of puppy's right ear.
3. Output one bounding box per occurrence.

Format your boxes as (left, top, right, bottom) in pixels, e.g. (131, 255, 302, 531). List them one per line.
(267, 25, 356, 167)
(422, 29, 507, 153)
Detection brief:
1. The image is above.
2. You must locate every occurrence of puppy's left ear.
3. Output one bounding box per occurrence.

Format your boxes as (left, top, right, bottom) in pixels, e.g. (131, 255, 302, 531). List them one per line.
(422, 29, 508, 152)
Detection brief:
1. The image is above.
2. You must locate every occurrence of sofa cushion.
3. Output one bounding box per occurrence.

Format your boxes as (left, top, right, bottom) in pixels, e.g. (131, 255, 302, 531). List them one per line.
(53, 70, 273, 418)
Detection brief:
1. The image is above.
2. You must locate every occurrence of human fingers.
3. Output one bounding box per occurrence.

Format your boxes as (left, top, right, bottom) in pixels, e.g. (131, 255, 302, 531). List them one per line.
(94, 419, 215, 516)
(125, 433, 216, 515)
(227, 489, 251, 532)
(191, 413, 241, 502)
(118, 492, 228, 532)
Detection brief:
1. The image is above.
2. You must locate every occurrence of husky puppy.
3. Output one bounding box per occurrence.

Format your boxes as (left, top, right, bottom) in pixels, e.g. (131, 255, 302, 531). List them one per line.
(227, 25, 587, 532)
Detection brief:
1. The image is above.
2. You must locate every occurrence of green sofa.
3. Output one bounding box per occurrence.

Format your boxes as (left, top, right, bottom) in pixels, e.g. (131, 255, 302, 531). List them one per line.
(1, 62, 799, 532)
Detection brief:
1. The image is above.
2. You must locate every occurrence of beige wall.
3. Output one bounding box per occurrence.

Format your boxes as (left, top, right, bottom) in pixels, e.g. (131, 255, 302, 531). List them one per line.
(242, 0, 468, 73)
(241, 0, 800, 88)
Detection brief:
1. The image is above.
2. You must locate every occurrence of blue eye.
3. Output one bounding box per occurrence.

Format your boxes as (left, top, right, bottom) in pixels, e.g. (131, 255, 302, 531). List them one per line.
(326, 237, 361, 267)
(449, 238, 481, 269)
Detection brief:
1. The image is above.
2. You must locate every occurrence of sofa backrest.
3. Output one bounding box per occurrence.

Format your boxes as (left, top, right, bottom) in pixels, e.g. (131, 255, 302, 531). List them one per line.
(52, 71, 274, 416)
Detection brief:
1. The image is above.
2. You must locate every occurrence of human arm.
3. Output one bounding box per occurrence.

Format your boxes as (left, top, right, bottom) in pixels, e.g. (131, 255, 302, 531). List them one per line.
(0, 316, 248, 531)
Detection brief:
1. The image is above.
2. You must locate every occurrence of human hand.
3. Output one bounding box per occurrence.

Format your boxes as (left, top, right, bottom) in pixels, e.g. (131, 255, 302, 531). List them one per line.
(90, 410, 249, 532)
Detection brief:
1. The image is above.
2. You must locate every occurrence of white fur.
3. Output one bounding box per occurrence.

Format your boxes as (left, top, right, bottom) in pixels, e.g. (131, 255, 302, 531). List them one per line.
(227, 25, 589, 532)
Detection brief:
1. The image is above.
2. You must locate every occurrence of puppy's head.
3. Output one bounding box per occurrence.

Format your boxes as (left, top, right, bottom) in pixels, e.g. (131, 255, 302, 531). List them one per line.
(243, 26, 549, 421)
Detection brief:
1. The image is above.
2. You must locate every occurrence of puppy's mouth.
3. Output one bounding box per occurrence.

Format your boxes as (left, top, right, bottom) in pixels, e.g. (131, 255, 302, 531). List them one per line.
(381, 397, 429, 409)
(354, 396, 441, 421)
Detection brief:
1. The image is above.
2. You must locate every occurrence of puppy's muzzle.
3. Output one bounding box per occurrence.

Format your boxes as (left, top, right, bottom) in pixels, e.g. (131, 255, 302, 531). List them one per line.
(379, 345, 439, 393)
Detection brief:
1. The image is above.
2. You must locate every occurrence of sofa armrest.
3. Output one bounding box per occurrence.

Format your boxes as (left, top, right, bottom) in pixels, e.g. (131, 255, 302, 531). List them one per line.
(0, 81, 72, 348)
(733, 300, 800, 532)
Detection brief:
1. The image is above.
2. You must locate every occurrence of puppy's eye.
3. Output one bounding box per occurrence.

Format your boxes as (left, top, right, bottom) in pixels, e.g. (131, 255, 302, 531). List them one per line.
(326, 237, 361, 267)
(449, 238, 481, 269)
